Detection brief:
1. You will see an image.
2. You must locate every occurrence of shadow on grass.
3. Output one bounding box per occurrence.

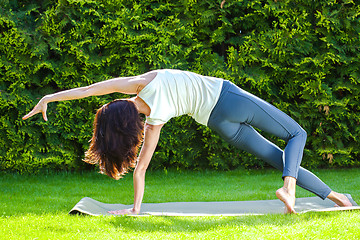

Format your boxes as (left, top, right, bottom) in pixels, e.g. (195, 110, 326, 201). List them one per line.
(104, 212, 341, 233)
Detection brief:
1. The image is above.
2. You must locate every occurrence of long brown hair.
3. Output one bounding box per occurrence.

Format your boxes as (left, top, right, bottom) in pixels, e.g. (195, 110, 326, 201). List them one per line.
(84, 99, 144, 180)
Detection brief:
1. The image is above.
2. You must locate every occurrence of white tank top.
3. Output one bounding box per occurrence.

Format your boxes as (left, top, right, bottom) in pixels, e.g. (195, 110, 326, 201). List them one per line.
(138, 69, 223, 125)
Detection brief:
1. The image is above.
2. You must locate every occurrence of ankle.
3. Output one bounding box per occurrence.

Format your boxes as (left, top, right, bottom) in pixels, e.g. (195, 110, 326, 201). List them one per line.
(279, 187, 295, 196)
(282, 176, 297, 195)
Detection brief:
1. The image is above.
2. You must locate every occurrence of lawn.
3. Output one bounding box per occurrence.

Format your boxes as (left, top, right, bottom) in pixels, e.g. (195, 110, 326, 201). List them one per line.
(1, 168, 359, 239)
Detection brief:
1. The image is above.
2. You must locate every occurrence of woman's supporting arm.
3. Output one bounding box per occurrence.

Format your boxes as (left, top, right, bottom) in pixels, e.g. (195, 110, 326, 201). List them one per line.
(132, 123, 163, 213)
(108, 123, 163, 215)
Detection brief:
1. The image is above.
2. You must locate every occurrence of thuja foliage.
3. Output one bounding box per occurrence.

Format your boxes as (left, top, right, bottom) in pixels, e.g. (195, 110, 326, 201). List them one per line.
(1, 0, 359, 173)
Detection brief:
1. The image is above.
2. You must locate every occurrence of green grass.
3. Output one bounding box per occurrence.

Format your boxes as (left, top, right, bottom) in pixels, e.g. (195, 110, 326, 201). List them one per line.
(1, 168, 360, 239)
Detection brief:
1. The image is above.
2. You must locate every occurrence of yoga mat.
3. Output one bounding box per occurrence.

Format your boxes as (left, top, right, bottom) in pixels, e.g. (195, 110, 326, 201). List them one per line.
(69, 194, 359, 216)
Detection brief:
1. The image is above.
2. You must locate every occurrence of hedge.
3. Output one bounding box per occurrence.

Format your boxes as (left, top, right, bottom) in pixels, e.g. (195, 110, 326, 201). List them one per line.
(1, 0, 359, 173)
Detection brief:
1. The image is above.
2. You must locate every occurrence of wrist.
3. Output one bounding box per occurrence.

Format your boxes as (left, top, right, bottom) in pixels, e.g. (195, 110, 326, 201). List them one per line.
(42, 95, 51, 104)
(132, 207, 140, 214)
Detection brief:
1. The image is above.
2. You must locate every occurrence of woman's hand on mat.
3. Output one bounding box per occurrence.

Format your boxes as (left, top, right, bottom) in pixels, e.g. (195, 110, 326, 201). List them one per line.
(22, 96, 49, 121)
(108, 208, 139, 215)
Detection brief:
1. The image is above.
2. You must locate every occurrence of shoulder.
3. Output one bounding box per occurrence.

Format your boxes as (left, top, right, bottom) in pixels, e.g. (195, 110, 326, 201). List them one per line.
(137, 69, 198, 93)
(136, 69, 181, 92)
(136, 70, 159, 94)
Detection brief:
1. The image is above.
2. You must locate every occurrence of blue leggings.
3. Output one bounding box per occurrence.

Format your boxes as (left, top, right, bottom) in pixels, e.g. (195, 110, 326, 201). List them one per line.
(208, 81, 331, 199)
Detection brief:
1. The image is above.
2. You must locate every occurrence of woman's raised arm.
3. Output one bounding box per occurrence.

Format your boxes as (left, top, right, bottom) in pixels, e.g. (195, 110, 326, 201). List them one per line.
(22, 72, 156, 121)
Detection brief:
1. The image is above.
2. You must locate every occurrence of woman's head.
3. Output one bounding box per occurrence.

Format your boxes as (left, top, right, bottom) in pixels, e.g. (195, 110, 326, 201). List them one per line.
(84, 99, 144, 180)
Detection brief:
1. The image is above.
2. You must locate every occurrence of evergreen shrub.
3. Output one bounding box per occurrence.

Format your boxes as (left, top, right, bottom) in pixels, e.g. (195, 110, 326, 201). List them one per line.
(1, 0, 359, 173)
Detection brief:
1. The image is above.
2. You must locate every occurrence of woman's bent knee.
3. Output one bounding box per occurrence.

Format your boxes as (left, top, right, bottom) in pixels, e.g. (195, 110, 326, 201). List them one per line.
(290, 126, 307, 142)
(299, 127, 307, 140)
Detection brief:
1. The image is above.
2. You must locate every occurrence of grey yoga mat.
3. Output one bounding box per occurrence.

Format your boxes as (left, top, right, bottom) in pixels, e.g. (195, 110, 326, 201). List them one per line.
(69, 194, 359, 216)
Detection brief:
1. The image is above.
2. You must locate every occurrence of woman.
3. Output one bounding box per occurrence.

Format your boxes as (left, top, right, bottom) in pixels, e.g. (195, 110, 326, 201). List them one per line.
(23, 69, 352, 214)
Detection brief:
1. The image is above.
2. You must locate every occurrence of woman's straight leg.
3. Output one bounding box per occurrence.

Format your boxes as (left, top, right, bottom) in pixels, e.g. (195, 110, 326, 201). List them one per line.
(214, 122, 331, 199)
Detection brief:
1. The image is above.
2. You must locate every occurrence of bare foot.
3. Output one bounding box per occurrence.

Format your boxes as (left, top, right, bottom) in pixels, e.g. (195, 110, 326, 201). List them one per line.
(327, 192, 353, 207)
(276, 187, 297, 214)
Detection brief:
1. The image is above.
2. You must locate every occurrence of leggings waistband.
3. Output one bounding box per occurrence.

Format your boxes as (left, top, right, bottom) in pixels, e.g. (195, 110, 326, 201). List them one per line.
(208, 80, 232, 126)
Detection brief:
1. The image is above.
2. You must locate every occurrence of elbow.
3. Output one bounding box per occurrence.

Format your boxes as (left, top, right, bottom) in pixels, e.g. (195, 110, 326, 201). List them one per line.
(82, 86, 94, 97)
(134, 166, 147, 176)
(144, 123, 155, 132)
(144, 123, 164, 132)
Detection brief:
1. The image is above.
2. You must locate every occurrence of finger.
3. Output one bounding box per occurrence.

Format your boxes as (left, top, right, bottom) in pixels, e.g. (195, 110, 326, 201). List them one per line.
(42, 110, 48, 122)
(108, 211, 123, 215)
(220, 0, 226, 8)
(108, 210, 120, 214)
(108, 209, 130, 215)
(22, 114, 29, 120)
(22, 110, 35, 120)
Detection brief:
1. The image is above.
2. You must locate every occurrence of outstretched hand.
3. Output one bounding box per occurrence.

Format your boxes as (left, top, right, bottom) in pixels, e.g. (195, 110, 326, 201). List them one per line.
(22, 97, 49, 121)
(108, 208, 139, 215)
